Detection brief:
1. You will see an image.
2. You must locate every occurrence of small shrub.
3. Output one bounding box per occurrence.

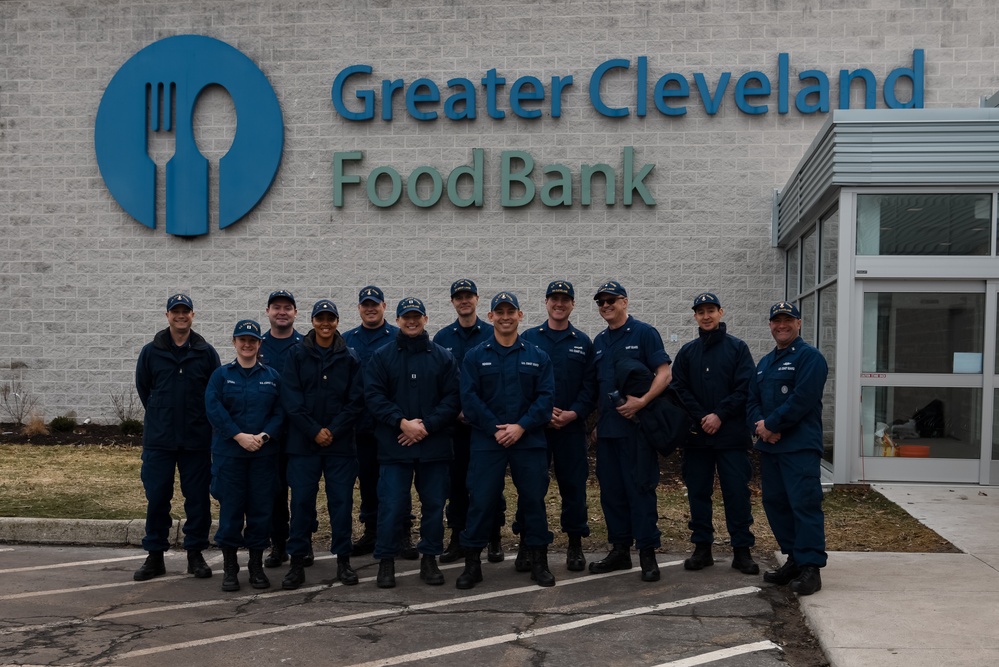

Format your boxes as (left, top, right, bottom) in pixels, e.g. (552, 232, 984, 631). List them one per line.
(22, 414, 50, 436)
(109, 388, 142, 423)
(120, 418, 143, 435)
(49, 415, 78, 432)
(1, 381, 40, 426)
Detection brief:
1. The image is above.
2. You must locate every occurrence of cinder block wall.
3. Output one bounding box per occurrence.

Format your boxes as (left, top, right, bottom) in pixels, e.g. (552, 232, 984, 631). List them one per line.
(1, 0, 996, 421)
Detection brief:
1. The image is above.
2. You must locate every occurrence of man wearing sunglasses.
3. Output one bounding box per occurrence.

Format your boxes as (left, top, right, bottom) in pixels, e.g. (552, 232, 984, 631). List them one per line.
(589, 280, 672, 583)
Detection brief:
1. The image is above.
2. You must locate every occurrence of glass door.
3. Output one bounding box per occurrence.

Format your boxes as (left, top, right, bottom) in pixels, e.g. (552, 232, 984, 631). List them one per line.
(856, 281, 991, 483)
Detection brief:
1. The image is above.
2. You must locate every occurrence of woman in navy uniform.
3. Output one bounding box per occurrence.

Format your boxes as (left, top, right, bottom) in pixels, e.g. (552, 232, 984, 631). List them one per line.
(279, 299, 364, 590)
(205, 319, 284, 592)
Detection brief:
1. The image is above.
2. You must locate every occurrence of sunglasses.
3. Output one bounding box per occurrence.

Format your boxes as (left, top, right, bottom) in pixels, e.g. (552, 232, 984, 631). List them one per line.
(595, 296, 620, 307)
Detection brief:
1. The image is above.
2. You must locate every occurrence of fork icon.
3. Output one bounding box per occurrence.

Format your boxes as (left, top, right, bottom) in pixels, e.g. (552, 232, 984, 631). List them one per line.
(146, 81, 209, 236)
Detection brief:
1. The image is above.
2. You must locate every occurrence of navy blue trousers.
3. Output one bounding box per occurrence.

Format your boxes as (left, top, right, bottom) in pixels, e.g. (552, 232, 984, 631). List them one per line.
(356, 431, 380, 528)
(374, 460, 449, 560)
(140, 448, 212, 552)
(461, 447, 553, 549)
(681, 447, 755, 548)
(446, 423, 505, 534)
(287, 454, 357, 559)
(211, 454, 277, 550)
(595, 436, 661, 550)
(512, 428, 591, 538)
(268, 448, 290, 548)
(759, 450, 827, 567)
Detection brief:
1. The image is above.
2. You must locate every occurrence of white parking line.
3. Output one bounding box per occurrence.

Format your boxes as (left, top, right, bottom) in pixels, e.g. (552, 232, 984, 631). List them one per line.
(653, 640, 782, 666)
(0, 555, 146, 574)
(109, 560, 692, 661)
(341, 587, 762, 667)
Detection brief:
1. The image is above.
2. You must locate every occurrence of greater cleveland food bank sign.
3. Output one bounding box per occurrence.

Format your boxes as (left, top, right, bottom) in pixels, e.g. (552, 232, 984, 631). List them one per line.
(96, 36, 925, 235)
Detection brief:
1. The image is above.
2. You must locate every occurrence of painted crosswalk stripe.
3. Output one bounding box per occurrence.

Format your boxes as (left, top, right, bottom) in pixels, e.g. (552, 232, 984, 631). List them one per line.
(652, 640, 782, 666)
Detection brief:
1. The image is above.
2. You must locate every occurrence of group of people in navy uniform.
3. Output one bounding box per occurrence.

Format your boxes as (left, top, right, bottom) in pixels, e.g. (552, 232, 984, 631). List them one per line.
(133, 279, 828, 597)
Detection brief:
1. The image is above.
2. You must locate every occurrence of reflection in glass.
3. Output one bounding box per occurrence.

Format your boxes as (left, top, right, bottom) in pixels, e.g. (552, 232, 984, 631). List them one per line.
(819, 287, 837, 464)
(802, 229, 818, 290)
(862, 292, 984, 373)
(993, 390, 999, 461)
(820, 209, 839, 282)
(861, 386, 981, 459)
(800, 294, 815, 344)
(786, 242, 799, 299)
(857, 193, 991, 256)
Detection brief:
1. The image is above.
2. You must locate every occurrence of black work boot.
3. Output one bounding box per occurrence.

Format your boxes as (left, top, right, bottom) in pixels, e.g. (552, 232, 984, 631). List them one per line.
(566, 534, 586, 572)
(763, 556, 800, 586)
(264, 542, 288, 568)
(186, 549, 213, 579)
(683, 543, 714, 571)
(337, 556, 359, 585)
(487, 532, 504, 563)
(440, 530, 464, 563)
(420, 554, 445, 586)
(221, 547, 240, 592)
(351, 527, 377, 557)
(303, 544, 315, 567)
(133, 550, 166, 581)
(731, 546, 760, 575)
(530, 547, 556, 587)
(281, 556, 306, 590)
(639, 547, 660, 582)
(455, 549, 483, 590)
(398, 533, 419, 561)
(376, 558, 396, 588)
(588, 544, 632, 574)
(790, 565, 822, 595)
(514, 543, 533, 572)
(248, 549, 270, 589)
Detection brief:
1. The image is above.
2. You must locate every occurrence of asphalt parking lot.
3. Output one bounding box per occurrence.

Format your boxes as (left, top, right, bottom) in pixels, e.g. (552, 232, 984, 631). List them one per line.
(0, 544, 819, 667)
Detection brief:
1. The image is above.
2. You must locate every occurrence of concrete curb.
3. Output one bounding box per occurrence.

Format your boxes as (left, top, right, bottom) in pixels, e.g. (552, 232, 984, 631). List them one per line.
(0, 517, 220, 547)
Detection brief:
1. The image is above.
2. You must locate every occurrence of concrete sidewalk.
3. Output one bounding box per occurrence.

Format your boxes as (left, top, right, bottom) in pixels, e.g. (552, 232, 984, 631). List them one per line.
(796, 484, 999, 667)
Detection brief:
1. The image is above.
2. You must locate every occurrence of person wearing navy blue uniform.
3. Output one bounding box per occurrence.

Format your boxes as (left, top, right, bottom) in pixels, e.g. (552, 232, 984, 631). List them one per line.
(588, 280, 672, 583)
(671, 293, 759, 576)
(518, 279, 596, 573)
(133, 293, 221, 582)
(342, 285, 402, 557)
(258, 289, 305, 570)
(748, 301, 828, 596)
(456, 292, 556, 590)
(205, 319, 284, 592)
(432, 278, 505, 564)
(279, 299, 364, 590)
(365, 297, 461, 588)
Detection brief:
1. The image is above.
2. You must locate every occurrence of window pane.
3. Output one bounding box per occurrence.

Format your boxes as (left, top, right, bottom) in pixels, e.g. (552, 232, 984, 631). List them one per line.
(786, 243, 799, 299)
(993, 390, 999, 461)
(802, 228, 817, 290)
(799, 295, 815, 343)
(819, 286, 837, 464)
(862, 292, 985, 373)
(820, 209, 839, 281)
(861, 386, 981, 459)
(857, 193, 991, 256)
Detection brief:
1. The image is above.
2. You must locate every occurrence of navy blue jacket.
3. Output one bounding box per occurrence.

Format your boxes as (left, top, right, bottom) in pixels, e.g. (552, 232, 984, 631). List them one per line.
(747, 336, 828, 455)
(432, 317, 493, 365)
(205, 360, 284, 458)
(136, 329, 221, 450)
(280, 329, 364, 457)
(343, 321, 399, 434)
(259, 329, 303, 370)
(521, 322, 597, 434)
(671, 323, 755, 449)
(460, 334, 555, 452)
(364, 332, 461, 463)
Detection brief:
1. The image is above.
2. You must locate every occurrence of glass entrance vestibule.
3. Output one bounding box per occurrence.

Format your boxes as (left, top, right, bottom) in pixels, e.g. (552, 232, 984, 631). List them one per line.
(775, 109, 999, 485)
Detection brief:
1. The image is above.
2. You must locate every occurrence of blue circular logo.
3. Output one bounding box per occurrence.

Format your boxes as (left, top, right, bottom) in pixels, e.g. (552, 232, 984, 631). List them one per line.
(95, 35, 284, 237)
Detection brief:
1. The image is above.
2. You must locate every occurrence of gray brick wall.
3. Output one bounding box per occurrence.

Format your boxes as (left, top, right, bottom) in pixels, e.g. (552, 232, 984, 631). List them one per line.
(1, 0, 997, 421)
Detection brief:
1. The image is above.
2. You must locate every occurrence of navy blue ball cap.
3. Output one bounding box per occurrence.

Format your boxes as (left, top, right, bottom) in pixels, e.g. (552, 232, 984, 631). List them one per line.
(311, 299, 339, 319)
(267, 289, 296, 307)
(490, 291, 520, 311)
(358, 285, 385, 304)
(232, 319, 262, 340)
(546, 280, 575, 299)
(692, 292, 721, 310)
(450, 278, 478, 297)
(166, 293, 193, 311)
(396, 297, 427, 317)
(593, 280, 627, 300)
(769, 301, 801, 320)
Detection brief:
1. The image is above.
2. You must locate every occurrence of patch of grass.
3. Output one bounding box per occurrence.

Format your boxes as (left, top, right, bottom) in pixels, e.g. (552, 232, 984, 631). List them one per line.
(0, 444, 958, 555)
